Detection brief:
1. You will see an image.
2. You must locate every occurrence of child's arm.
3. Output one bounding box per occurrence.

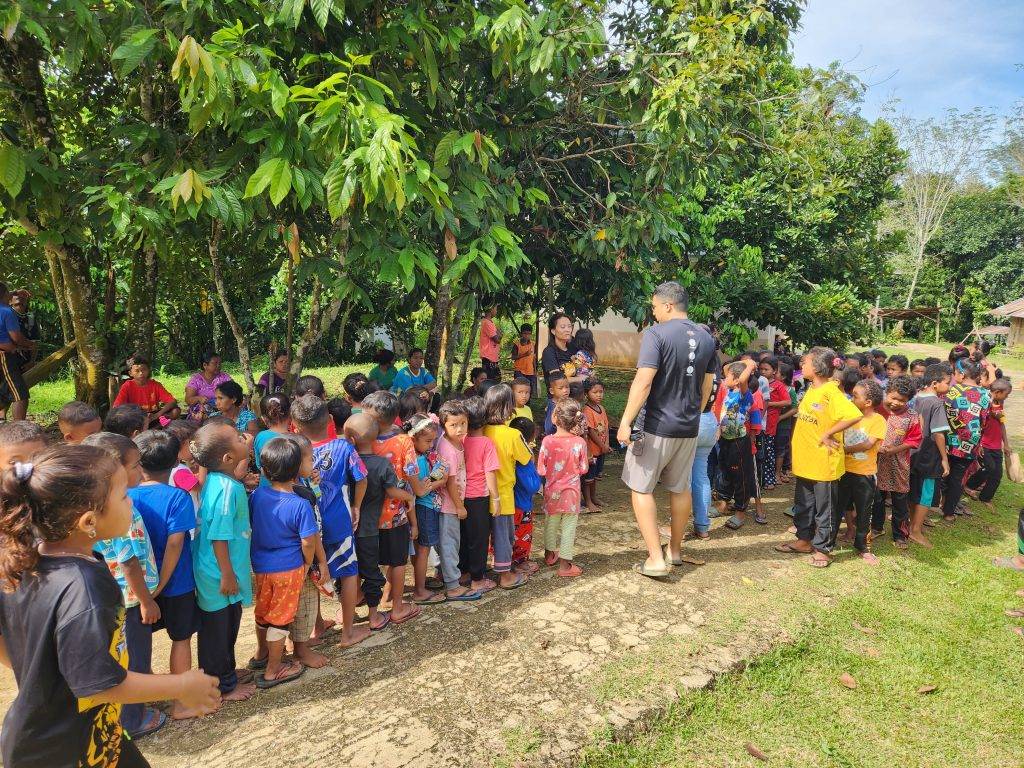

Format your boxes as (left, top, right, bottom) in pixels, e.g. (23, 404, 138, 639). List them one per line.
(314, 537, 330, 585)
(767, 397, 790, 410)
(385, 485, 417, 505)
(212, 541, 239, 596)
(935, 432, 950, 476)
(122, 558, 160, 625)
(300, 534, 317, 567)
(1002, 420, 1011, 454)
(844, 437, 879, 454)
(406, 472, 435, 498)
(88, 669, 221, 714)
(485, 469, 500, 515)
(445, 474, 467, 519)
(820, 417, 861, 449)
(0, 635, 8, 668)
(350, 477, 367, 530)
(154, 532, 186, 597)
(406, 504, 419, 541)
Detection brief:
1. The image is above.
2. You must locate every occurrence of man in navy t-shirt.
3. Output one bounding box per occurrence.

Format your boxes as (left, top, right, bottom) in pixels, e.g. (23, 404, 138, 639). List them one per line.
(0, 281, 36, 420)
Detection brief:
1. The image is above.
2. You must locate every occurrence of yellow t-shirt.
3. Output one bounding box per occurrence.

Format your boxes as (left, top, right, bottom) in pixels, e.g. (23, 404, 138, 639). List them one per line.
(844, 411, 887, 476)
(792, 381, 863, 482)
(482, 424, 532, 515)
(511, 405, 533, 424)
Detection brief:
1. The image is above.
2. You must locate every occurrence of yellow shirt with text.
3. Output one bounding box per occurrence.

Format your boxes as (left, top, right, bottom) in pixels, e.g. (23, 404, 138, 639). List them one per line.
(792, 381, 863, 482)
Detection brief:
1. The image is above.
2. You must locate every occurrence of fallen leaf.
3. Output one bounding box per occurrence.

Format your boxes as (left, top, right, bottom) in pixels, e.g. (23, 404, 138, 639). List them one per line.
(741, 576, 755, 585)
(852, 621, 876, 635)
(863, 647, 881, 659)
(839, 672, 858, 689)
(917, 684, 938, 694)
(745, 742, 769, 761)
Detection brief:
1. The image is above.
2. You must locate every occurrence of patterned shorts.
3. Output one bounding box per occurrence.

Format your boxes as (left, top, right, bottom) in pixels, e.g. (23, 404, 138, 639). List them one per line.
(254, 565, 307, 628)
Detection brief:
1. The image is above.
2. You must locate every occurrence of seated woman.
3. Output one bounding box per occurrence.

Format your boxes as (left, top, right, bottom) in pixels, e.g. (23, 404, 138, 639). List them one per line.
(257, 351, 289, 396)
(213, 380, 259, 435)
(368, 348, 398, 391)
(184, 351, 233, 421)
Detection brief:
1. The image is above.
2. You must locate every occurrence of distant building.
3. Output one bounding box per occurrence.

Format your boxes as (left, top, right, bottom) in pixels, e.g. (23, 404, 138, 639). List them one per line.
(990, 298, 1024, 350)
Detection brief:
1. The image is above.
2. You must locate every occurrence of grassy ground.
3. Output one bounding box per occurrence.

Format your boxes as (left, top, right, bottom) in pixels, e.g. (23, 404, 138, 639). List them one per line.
(579, 480, 1024, 768)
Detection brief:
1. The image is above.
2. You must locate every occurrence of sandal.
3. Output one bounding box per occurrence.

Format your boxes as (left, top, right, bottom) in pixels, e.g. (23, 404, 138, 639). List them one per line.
(544, 551, 560, 566)
(132, 707, 168, 739)
(632, 562, 671, 579)
(446, 589, 482, 602)
(809, 554, 831, 568)
(725, 514, 745, 530)
(413, 591, 447, 605)
(247, 656, 268, 672)
(391, 605, 422, 625)
(369, 613, 392, 631)
(753, 512, 768, 525)
(557, 563, 583, 578)
(499, 573, 529, 590)
(256, 661, 305, 689)
(774, 542, 809, 554)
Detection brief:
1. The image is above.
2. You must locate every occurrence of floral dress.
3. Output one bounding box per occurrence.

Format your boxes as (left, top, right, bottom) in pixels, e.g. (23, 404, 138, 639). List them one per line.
(537, 434, 589, 515)
(186, 371, 233, 421)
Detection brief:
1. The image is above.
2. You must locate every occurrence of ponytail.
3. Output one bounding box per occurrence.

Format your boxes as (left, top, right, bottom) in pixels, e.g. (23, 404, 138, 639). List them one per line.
(0, 445, 119, 592)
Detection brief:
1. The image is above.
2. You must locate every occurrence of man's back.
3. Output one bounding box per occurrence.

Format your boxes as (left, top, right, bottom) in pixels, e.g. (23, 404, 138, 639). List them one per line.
(636, 318, 714, 439)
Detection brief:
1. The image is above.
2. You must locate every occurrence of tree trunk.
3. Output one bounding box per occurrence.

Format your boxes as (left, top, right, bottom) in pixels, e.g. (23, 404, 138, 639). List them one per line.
(458, 299, 480, 391)
(442, 298, 470, 395)
(425, 227, 458, 376)
(57, 243, 110, 406)
(208, 221, 256, 393)
(45, 250, 72, 345)
(126, 242, 158, 360)
(902, 241, 926, 310)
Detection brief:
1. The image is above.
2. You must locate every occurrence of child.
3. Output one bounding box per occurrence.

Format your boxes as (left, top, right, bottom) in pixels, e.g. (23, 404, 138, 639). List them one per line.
(0, 445, 220, 768)
(511, 324, 537, 398)
(835, 380, 887, 562)
(113, 354, 179, 424)
(510, 416, 542, 574)
(571, 328, 596, 379)
(774, 348, 862, 567)
(86, 432, 165, 736)
(343, 372, 370, 411)
(57, 401, 102, 444)
(873, 375, 921, 546)
(104, 404, 146, 438)
(483, 384, 533, 589)
(362, 390, 422, 623)
(885, 354, 909, 381)
(544, 372, 571, 435)
(249, 437, 318, 688)
(965, 377, 1012, 508)
(0, 420, 47, 472)
(291, 394, 372, 643)
(165, 419, 201, 510)
(511, 377, 534, 423)
(406, 414, 451, 603)
(775, 363, 797, 483)
(537, 399, 590, 578)
(327, 397, 352, 434)
(942, 358, 992, 521)
(582, 378, 610, 511)
(714, 360, 763, 529)
(254, 392, 291, 484)
(908, 363, 952, 548)
(191, 421, 257, 701)
(910, 359, 927, 379)
(463, 367, 488, 398)
(432, 401, 480, 600)
(760, 357, 789, 492)
(461, 396, 500, 593)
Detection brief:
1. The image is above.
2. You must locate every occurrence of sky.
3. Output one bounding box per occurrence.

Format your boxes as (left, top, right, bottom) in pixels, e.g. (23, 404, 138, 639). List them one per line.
(791, 0, 1023, 121)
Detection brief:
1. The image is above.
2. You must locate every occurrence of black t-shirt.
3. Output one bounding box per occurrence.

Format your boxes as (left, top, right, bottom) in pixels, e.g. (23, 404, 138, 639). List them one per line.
(357, 453, 399, 537)
(0, 555, 148, 768)
(910, 394, 950, 478)
(635, 318, 715, 438)
(541, 342, 577, 389)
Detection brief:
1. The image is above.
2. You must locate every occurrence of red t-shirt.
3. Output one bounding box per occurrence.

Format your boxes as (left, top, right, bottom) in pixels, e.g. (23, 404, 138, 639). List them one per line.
(749, 390, 765, 437)
(981, 402, 1005, 450)
(765, 379, 789, 436)
(113, 379, 174, 413)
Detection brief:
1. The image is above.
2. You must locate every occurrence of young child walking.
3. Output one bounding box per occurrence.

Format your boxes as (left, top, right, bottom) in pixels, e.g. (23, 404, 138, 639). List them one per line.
(461, 397, 500, 593)
(0, 445, 220, 768)
(774, 348, 862, 568)
(510, 416, 542, 574)
(835, 379, 887, 562)
(433, 401, 481, 600)
(908, 363, 952, 548)
(248, 437, 318, 688)
(965, 377, 1012, 508)
(538, 399, 590, 578)
(191, 421, 257, 701)
(483, 384, 533, 589)
(873, 374, 921, 547)
(582, 378, 610, 511)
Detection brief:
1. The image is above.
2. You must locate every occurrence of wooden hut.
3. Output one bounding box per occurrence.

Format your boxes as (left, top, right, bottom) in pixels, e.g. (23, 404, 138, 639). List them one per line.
(990, 298, 1024, 351)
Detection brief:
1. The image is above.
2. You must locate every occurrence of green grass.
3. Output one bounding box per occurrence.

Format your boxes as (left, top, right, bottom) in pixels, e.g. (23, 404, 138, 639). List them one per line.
(579, 482, 1024, 768)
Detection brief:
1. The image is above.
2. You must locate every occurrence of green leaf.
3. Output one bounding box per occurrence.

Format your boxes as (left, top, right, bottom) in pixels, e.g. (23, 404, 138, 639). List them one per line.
(415, 159, 430, 183)
(0, 144, 26, 197)
(269, 160, 292, 205)
(434, 130, 458, 167)
(112, 28, 158, 76)
(244, 158, 282, 198)
(279, 0, 306, 29)
(421, 35, 439, 94)
(270, 73, 289, 117)
(310, 0, 332, 29)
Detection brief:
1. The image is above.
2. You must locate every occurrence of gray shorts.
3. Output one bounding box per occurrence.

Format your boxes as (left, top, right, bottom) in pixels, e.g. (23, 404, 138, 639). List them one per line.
(621, 433, 698, 494)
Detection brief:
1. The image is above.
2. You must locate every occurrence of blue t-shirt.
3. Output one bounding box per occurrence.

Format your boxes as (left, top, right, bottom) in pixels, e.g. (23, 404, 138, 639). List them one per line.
(719, 388, 759, 440)
(513, 460, 542, 512)
(391, 366, 436, 394)
(543, 399, 556, 436)
(249, 487, 319, 574)
(0, 304, 19, 345)
(193, 472, 253, 612)
(254, 429, 287, 487)
(128, 483, 196, 597)
(415, 454, 442, 510)
(311, 438, 367, 545)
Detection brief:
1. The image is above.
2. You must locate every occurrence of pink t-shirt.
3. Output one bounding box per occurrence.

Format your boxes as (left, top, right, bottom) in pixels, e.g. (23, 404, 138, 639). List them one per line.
(463, 434, 499, 499)
(479, 318, 499, 363)
(436, 436, 466, 515)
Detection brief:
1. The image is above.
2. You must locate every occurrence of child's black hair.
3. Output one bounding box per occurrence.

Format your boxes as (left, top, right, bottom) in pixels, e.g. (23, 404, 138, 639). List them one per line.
(81, 431, 137, 463)
(854, 378, 884, 406)
(0, 420, 46, 448)
(886, 374, 917, 401)
(260, 393, 290, 425)
(409, 347, 425, 357)
(438, 399, 468, 426)
(778, 362, 794, 385)
(923, 357, 941, 366)
(584, 377, 604, 394)
(399, 390, 426, 422)
(216, 380, 244, 407)
(548, 371, 568, 386)
(484, 383, 515, 425)
(840, 367, 863, 395)
(947, 345, 971, 364)
(363, 390, 400, 423)
(164, 418, 198, 446)
(403, 413, 439, 442)
(291, 394, 329, 427)
(518, 323, 531, 334)
(373, 348, 396, 366)
(573, 328, 595, 355)
(57, 401, 99, 426)
(760, 356, 779, 372)
(568, 382, 585, 401)
(991, 377, 1013, 393)
(327, 398, 352, 431)
(468, 367, 485, 383)
(509, 416, 536, 444)
(954, 357, 982, 382)
(909, 358, 926, 371)
(260, 436, 302, 482)
(134, 429, 180, 472)
(478, 379, 499, 397)
(103, 405, 146, 437)
(189, 421, 239, 470)
(887, 354, 909, 372)
(463, 396, 488, 431)
(130, 354, 151, 368)
(725, 361, 747, 380)
(342, 373, 369, 401)
(511, 376, 532, 391)
(922, 362, 952, 387)
(869, 348, 886, 361)
(980, 339, 996, 356)
(294, 375, 326, 398)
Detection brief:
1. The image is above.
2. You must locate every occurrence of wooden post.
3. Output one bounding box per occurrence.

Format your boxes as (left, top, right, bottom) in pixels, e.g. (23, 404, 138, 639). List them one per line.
(935, 310, 940, 345)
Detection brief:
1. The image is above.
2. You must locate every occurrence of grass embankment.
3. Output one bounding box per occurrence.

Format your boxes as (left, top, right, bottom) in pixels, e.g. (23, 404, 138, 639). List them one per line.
(580, 482, 1024, 768)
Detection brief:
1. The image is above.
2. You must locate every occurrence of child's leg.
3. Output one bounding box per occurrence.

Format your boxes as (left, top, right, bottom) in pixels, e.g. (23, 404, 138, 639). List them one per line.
(439, 513, 475, 596)
(763, 435, 777, 488)
(121, 605, 154, 734)
(465, 497, 494, 590)
(890, 492, 910, 543)
(412, 543, 432, 599)
(557, 512, 581, 577)
(356, 535, 388, 629)
(199, 603, 254, 700)
(978, 449, 1003, 503)
(851, 475, 876, 554)
(592, 455, 606, 504)
(941, 456, 972, 519)
(512, 506, 536, 570)
(544, 508, 561, 563)
(871, 490, 887, 535)
(337, 572, 371, 645)
(491, 513, 518, 586)
(385, 524, 418, 620)
(412, 504, 441, 601)
(808, 480, 838, 560)
(290, 578, 328, 667)
(909, 473, 936, 547)
(256, 624, 287, 679)
(582, 478, 596, 510)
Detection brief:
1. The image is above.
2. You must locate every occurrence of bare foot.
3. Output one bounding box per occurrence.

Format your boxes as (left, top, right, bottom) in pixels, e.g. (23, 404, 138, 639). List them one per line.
(172, 700, 221, 720)
(557, 561, 583, 577)
(787, 525, 798, 535)
(339, 625, 371, 648)
(908, 532, 933, 549)
(391, 603, 421, 623)
(294, 645, 330, 668)
(445, 585, 476, 599)
(410, 589, 437, 602)
(1012, 627, 1024, 640)
(311, 618, 336, 641)
(860, 552, 880, 565)
(222, 682, 257, 701)
(471, 577, 497, 593)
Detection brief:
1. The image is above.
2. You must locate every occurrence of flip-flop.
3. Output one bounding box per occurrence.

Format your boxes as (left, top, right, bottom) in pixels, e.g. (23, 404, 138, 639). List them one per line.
(774, 542, 808, 554)
(994, 557, 1024, 572)
(256, 661, 305, 689)
(132, 707, 168, 739)
(499, 573, 529, 590)
(633, 562, 671, 579)
(725, 514, 745, 530)
(662, 544, 683, 566)
(753, 513, 768, 525)
(247, 656, 268, 671)
(391, 605, 422, 625)
(809, 555, 831, 569)
(544, 551, 560, 566)
(425, 576, 444, 591)
(370, 613, 392, 631)
(413, 591, 447, 605)
(447, 590, 482, 602)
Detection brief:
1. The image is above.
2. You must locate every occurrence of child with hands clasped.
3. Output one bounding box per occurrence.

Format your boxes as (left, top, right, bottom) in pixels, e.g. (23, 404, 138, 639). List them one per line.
(583, 378, 611, 512)
(406, 414, 452, 604)
(538, 399, 590, 578)
(0, 445, 220, 768)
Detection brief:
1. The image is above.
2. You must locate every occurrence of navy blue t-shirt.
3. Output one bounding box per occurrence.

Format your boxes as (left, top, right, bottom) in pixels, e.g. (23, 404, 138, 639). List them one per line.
(0, 304, 19, 345)
(635, 318, 715, 438)
(128, 483, 196, 597)
(249, 487, 318, 573)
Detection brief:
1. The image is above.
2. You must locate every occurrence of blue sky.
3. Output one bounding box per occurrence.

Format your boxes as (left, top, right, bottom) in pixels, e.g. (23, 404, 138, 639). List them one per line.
(791, 0, 1023, 120)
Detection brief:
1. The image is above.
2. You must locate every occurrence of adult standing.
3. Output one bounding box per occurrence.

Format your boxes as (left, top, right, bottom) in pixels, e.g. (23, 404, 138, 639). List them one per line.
(0, 282, 36, 420)
(541, 312, 585, 391)
(184, 351, 234, 422)
(9, 290, 39, 366)
(616, 282, 715, 578)
(479, 306, 502, 381)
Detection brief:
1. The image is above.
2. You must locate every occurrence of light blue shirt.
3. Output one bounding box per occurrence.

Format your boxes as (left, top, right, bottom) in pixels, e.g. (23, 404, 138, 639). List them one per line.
(193, 472, 253, 612)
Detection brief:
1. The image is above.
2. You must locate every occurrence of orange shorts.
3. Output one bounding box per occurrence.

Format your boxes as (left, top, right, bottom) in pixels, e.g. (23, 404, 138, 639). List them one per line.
(253, 566, 307, 628)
